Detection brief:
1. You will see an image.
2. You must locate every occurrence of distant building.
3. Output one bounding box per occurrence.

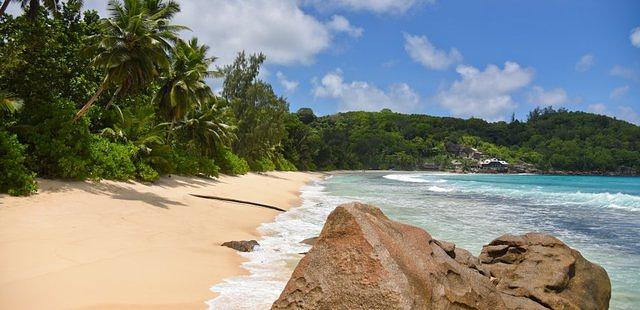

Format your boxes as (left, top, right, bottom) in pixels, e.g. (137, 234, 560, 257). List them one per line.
(480, 158, 509, 171)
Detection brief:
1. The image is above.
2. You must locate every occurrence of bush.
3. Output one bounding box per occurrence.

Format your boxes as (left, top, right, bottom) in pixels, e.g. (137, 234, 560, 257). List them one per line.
(172, 148, 219, 177)
(136, 162, 160, 182)
(87, 136, 137, 181)
(248, 156, 276, 172)
(17, 98, 93, 179)
(274, 154, 297, 171)
(0, 129, 38, 196)
(215, 148, 249, 175)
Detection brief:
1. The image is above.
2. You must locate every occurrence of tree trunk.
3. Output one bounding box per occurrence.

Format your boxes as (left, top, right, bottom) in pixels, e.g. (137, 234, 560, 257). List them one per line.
(73, 84, 106, 122)
(0, 0, 11, 17)
(104, 85, 122, 109)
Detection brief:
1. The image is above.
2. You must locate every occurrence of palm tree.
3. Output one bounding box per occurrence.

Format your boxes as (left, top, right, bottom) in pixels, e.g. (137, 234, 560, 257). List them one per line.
(0, 90, 23, 114)
(173, 97, 235, 157)
(73, 0, 185, 121)
(0, 0, 60, 19)
(154, 37, 216, 123)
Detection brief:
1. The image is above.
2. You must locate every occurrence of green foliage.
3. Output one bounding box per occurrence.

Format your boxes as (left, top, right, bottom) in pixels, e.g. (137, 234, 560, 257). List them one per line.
(136, 162, 160, 182)
(87, 136, 137, 181)
(295, 108, 640, 173)
(274, 155, 297, 171)
(222, 53, 288, 162)
(0, 129, 38, 196)
(17, 98, 94, 179)
(171, 147, 219, 177)
(249, 157, 276, 172)
(155, 38, 215, 122)
(215, 148, 249, 175)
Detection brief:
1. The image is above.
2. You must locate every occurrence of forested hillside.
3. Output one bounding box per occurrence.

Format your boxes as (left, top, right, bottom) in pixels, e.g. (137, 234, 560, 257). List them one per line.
(283, 108, 640, 173)
(1, 0, 638, 196)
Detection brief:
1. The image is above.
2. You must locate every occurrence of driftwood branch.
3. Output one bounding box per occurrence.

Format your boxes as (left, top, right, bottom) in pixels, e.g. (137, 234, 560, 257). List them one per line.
(189, 194, 286, 212)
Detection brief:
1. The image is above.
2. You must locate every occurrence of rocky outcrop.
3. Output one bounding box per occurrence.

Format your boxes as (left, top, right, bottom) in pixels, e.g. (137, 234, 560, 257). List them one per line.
(272, 203, 611, 310)
(479, 233, 611, 310)
(221, 240, 259, 252)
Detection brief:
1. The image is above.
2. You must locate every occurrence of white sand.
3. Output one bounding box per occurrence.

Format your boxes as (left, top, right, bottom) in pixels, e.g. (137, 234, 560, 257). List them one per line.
(0, 172, 319, 309)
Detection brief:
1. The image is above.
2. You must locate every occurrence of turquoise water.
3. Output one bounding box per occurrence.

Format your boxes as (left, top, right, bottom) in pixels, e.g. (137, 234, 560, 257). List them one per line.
(325, 172, 640, 310)
(210, 172, 639, 309)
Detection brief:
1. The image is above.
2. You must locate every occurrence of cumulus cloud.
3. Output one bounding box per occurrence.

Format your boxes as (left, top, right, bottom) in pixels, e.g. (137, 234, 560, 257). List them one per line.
(436, 62, 535, 120)
(609, 85, 629, 99)
(587, 103, 608, 115)
(587, 103, 639, 124)
(575, 54, 595, 72)
(404, 34, 462, 70)
(71, 0, 364, 66)
(304, 0, 434, 14)
(276, 72, 299, 92)
(610, 65, 640, 83)
(527, 86, 568, 106)
(327, 15, 363, 38)
(313, 69, 420, 112)
(631, 27, 640, 48)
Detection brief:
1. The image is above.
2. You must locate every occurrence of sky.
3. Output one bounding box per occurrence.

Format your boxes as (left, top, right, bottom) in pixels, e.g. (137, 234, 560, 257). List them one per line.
(8, 0, 640, 123)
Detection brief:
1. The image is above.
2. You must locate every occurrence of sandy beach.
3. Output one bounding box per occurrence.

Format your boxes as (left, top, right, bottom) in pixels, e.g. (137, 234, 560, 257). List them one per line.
(0, 172, 319, 310)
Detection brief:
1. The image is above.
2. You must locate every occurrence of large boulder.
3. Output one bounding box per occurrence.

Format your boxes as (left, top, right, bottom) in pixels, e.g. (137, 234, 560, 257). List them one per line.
(272, 203, 611, 310)
(272, 202, 506, 309)
(479, 233, 611, 310)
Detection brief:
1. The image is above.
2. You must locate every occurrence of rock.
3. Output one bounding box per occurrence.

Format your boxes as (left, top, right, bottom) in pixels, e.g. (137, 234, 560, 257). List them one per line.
(479, 233, 611, 310)
(272, 202, 506, 309)
(272, 203, 611, 310)
(300, 237, 317, 246)
(221, 240, 259, 252)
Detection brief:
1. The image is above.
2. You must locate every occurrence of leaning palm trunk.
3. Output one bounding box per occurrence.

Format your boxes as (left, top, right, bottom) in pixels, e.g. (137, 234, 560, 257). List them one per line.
(73, 84, 106, 121)
(0, 0, 10, 16)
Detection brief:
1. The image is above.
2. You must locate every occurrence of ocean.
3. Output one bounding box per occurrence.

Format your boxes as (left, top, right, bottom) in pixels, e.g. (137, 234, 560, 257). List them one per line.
(208, 172, 640, 310)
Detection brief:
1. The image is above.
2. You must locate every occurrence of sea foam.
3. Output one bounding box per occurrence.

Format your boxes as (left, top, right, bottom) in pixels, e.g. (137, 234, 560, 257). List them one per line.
(207, 179, 349, 310)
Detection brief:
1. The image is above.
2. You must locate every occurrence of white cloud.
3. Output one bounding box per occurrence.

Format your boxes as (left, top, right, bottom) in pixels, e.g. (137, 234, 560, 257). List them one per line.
(327, 15, 363, 38)
(575, 54, 595, 72)
(74, 0, 359, 66)
(610, 65, 640, 82)
(609, 85, 629, 99)
(313, 69, 420, 112)
(631, 27, 640, 48)
(404, 34, 462, 70)
(618, 106, 640, 124)
(304, 0, 434, 14)
(527, 86, 568, 106)
(276, 72, 299, 92)
(587, 103, 640, 124)
(436, 62, 535, 120)
(587, 103, 608, 115)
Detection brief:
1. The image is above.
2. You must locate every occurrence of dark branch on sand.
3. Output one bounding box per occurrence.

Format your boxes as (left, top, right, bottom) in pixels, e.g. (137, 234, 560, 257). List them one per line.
(189, 194, 286, 212)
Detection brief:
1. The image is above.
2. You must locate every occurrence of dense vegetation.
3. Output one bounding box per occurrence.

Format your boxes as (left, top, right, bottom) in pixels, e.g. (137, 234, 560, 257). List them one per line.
(1, 0, 639, 196)
(284, 108, 640, 172)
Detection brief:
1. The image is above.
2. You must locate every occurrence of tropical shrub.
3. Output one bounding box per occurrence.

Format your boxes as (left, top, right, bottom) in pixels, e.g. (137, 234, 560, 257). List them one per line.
(136, 162, 160, 182)
(274, 155, 297, 171)
(171, 148, 219, 177)
(0, 129, 38, 196)
(17, 98, 93, 179)
(87, 136, 137, 181)
(248, 157, 276, 172)
(215, 148, 249, 175)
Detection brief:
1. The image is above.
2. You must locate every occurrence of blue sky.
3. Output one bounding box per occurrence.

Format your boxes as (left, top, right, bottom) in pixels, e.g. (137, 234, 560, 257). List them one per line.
(9, 0, 640, 122)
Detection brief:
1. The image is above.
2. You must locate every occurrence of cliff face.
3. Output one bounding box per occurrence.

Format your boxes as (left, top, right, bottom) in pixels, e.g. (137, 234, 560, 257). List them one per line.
(272, 203, 611, 310)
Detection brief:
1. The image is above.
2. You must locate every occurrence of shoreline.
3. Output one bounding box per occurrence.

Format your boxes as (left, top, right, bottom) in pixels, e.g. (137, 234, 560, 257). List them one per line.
(0, 172, 320, 310)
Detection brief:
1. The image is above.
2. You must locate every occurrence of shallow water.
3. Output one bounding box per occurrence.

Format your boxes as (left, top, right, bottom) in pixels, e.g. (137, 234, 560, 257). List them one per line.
(208, 172, 640, 310)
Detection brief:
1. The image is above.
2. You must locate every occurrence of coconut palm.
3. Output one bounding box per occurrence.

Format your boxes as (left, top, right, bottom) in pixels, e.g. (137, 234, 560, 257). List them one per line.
(0, 90, 23, 114)
(0, 0, 59, 19)
(154, 37, 216, 123)
(73, 0, 185, 121)
(173, 97, 235, 157)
